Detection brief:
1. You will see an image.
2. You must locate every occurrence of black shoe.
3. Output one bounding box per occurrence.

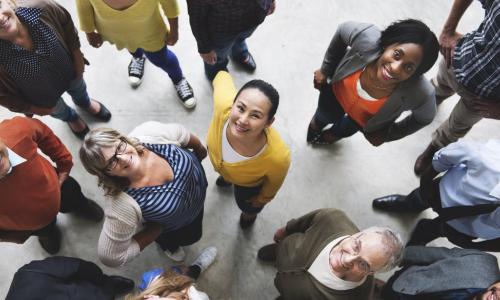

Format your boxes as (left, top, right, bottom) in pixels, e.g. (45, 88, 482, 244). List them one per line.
(68, 120, 90, 140)
(234, 52, 256, 72)
(257, 243, 277, 262)
(373, 194, 420, 212)
(215, 176, 232, 187)
(38, 225, 62, 254)
(103, 275, 135, 295)
(239, 213, 257, 229)
(128, 56, 145, 88)
(91, 101, 112, 122)
(73, 199, 104, 222)
(407, 219, 441, 246)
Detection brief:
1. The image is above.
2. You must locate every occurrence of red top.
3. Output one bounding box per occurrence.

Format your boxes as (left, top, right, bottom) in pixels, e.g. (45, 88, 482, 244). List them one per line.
(333, 70, 388, 127)
(0, 117, 73, 231)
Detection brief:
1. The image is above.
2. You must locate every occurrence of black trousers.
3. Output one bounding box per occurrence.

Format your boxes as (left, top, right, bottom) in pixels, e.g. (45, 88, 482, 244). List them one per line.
(34, 176, 90, 237)
(155, 208, 204, 252)
(405, 179, 500, 251)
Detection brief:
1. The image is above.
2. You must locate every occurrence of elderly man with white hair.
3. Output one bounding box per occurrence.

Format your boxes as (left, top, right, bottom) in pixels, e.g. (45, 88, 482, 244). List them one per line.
(257, 208, 404, 300)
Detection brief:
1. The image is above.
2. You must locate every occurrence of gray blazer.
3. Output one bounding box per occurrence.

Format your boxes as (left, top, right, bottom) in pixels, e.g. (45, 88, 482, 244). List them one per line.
(320, 22, 436, 141)
(392, 246, 500, 295)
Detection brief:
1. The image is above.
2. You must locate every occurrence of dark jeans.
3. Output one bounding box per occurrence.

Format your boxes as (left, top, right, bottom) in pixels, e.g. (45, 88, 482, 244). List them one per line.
(131, 46, 183, 84)
(235, 184, 264, 214)
(312, 84, 361, 138)
(155, 208, 204, 252)
(204, 27, 257, 80)
(33, 176, 91, 237)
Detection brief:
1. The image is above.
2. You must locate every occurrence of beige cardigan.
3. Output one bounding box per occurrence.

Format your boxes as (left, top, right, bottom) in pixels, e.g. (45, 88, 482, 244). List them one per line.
(97, 121, 190, 267)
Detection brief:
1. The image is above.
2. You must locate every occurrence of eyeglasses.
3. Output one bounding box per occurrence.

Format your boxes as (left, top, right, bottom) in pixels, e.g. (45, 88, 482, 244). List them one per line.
(349, 235, 373, 274)
(104, 139, 127, 172)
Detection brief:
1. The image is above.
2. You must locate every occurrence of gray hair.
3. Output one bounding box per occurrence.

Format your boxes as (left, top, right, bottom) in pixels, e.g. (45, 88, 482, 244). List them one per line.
(360, 226, 404, 273)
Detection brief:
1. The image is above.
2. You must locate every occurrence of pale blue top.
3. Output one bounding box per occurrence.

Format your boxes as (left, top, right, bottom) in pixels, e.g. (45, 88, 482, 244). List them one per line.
(433, 139, 500, 240)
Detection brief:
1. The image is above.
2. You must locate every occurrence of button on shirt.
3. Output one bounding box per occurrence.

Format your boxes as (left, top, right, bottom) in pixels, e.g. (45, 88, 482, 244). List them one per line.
(433, 139, 500, 240)
(0, 7, 74, 108)
(453, 0, 500, 99)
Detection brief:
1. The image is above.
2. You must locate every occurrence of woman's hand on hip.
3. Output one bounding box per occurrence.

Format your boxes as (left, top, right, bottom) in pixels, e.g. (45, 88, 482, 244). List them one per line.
(313, 69, 327, 90)
(86, 32, 103, 48)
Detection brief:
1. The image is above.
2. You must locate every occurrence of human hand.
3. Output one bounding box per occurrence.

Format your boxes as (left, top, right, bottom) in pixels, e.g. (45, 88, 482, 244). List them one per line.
(57, 171, 69, 187)
(364, 128, 388, 147)
(273, 227, 287, 243)
(472, 98, 500, 120)
(194, 145, 208, 161)
(439, 30, 462, 68)
(166, 31, 179, 46)
(86, 32, 103, 48)
(313, 69, 327, 90)
(72, 49, 85, 78)
(200, 51, 217, 65)
(267, 0, 276, 15)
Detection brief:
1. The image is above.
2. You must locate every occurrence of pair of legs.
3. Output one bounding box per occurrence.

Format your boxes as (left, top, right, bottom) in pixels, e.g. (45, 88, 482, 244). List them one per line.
(204, 27, 257, 81)
(308, 84, 361, 144)
(414, 58, 483, 174)
(32, 176, 103, 254)
(50, 76, 111, 138)
(155, 208, 204, 254)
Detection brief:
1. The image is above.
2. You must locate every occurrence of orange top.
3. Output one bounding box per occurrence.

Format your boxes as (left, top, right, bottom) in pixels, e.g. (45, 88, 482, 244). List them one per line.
(333, 70, 388, 127)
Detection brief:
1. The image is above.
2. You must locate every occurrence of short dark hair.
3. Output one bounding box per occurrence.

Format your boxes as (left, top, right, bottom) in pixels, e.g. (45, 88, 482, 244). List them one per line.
(380, 19, 439, 77)
(234, 79, 280, 120)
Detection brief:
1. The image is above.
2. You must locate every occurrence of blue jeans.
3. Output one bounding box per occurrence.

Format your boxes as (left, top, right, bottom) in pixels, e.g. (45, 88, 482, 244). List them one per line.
(313, 84, 361, 138)
(204, 27, 257, 80)
(132, 46, 183, 84)
(51, 77, 91, 122)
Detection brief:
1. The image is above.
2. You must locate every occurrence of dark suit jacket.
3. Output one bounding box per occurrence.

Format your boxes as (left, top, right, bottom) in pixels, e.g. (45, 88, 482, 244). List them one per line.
(6, 256, 114, 300)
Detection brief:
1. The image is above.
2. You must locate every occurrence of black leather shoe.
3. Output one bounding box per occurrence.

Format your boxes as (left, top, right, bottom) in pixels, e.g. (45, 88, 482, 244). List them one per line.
(68, 121, 90, 140)
(372, 194, 413, 212)
(234, 52, 257, 72)
(38, 225, 62, 254)
(257, 243, 277, 262)
(92, 101, 112, 122)
(215, 176, 232, 187)
(103, 275, 135, 295)
(73, 199, 104, 222)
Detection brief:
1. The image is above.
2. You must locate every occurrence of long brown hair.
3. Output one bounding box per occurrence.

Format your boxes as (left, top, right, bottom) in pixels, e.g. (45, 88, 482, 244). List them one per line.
(125, 271, 194, 300)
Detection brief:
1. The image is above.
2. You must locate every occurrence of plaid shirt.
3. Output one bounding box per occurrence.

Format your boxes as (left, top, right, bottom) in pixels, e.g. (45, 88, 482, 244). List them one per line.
(453, 0, 500, 100)
(186, 0, 269, 53)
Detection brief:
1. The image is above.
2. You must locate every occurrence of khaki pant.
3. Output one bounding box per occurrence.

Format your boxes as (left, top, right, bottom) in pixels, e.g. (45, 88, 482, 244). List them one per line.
(431, 59, 482, 147)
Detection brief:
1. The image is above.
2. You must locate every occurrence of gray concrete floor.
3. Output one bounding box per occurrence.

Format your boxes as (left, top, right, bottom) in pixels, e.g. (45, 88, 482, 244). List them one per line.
(1, 0, 498, 299)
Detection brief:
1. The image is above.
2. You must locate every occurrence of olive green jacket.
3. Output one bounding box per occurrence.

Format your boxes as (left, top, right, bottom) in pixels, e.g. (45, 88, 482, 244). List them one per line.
(275, 209, 374, 300)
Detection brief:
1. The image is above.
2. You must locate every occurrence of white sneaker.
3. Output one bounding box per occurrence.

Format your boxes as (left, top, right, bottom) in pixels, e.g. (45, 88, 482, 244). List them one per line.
(164, 246, 186, 262)
(128, 56, 145, 88)
(174, 78, 196, 108)
(191, 246, 217, 272)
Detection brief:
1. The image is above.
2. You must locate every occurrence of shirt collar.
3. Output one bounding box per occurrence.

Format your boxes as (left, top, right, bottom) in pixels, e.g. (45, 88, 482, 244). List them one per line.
(6, 147, 27, 174)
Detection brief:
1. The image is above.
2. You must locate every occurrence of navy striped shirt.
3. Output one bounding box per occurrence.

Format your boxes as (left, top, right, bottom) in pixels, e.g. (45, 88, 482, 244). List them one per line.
(126, 144, 207, 231)
(453, 0, 500, 99)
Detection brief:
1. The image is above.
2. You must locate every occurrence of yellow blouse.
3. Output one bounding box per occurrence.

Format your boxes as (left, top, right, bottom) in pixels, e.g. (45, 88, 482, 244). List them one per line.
(206, 72, 291, 206)
(76, 0, 179, 52)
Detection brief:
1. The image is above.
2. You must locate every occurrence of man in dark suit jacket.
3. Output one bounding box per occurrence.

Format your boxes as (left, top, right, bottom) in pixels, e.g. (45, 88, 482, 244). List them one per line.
(6, 256, 134, 300)
(381, 246, 500, 300)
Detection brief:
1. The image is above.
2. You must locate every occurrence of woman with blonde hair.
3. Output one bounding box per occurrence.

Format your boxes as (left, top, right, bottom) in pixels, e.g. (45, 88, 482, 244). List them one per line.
(80, 121, 208, 266)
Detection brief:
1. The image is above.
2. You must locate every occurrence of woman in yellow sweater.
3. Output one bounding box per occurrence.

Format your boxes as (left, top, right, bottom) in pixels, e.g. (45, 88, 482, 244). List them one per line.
(76, 0, 196, 108)
(207, 71, 291, 228)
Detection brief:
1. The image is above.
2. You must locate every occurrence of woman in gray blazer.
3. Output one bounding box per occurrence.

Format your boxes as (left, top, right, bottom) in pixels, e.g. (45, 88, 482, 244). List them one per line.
(308, 20, 439, 146)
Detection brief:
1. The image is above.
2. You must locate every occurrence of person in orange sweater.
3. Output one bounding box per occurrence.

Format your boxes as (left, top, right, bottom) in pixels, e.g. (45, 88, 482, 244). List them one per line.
(0, 116, 103, 254)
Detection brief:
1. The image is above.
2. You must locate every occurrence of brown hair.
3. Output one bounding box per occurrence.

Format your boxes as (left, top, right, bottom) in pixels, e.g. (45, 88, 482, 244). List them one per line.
(79, 127, 145, 196)
(125, 271, 194, 300)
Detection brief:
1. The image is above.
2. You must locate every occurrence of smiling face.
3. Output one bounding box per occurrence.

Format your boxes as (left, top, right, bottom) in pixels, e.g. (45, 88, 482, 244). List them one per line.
(0, 0, 19, 40)
(374, 42, 424, 86)
(479, 282, 500, 300)
(0, 138, 10, 179)
(228, 88, 274, 140)
(329, 232, 390, 282)
(100, 140, 141, 178)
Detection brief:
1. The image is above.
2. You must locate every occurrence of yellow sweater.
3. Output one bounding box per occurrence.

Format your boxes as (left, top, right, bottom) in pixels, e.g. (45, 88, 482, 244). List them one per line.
(207, 72, 291, 205)
(76, 0, 179, 52)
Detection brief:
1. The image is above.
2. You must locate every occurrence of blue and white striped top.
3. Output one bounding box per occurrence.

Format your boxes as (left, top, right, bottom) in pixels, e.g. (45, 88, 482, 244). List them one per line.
(126, 144, 207, 231)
